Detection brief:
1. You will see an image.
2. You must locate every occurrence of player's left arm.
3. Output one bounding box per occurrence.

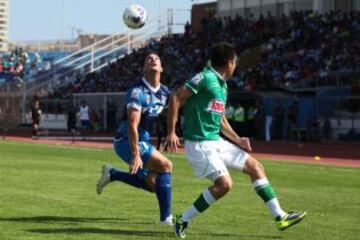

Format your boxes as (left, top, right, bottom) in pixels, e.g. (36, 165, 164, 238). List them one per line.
(220, 114, 252, 152)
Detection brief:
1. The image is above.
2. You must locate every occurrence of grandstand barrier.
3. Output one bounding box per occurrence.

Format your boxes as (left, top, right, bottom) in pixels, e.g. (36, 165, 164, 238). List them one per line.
(1, 89, 359, 141)
(24, 113, 67, 130)
(73, 92, 127, 131)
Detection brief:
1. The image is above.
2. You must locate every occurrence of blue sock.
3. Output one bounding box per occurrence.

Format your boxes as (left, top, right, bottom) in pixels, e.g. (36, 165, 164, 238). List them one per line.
(155, 172, 172, 221)
(110, 168, 151, 192)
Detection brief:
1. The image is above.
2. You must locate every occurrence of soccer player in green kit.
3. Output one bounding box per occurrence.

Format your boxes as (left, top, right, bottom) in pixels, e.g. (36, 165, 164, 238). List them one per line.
(167, 42, 306, 238)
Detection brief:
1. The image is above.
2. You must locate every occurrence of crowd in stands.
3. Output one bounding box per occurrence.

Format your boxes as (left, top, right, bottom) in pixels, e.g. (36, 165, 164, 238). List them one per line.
(51, 10, 360, 99)
(44, 10, 360, 139)
(0, 48, 52, 83)
(0, 48, 27, 81)
(50, 10, 279, 98)
(241, 10, 360, 90)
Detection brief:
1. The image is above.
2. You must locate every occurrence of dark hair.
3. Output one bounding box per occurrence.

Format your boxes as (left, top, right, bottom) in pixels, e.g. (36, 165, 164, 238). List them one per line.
(144, 52, 159, 64)
(33, 95, 40, 102)
(210, 42, 236, 68)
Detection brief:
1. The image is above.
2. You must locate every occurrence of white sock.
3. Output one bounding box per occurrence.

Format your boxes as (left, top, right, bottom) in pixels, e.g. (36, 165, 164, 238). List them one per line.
(182, 205, 199, 222)
(266, 198, 287, 219)
(253, 178, 269, 188)
(203, 188, 216, 204)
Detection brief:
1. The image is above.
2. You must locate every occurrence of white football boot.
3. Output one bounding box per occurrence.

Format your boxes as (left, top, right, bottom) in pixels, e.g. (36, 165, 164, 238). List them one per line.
(160, 214, 174, 226)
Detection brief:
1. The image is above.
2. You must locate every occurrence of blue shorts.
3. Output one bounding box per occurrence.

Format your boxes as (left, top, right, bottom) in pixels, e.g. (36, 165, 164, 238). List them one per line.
(113, 138, 154, 179)
(81, 120, 90, 129)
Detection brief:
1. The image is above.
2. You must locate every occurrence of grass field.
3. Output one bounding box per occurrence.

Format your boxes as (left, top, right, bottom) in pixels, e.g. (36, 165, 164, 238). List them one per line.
(0, 140, 359, 240)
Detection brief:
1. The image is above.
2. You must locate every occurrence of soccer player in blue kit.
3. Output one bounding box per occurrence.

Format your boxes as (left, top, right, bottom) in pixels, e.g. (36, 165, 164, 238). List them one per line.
(96, 53, 173, 225)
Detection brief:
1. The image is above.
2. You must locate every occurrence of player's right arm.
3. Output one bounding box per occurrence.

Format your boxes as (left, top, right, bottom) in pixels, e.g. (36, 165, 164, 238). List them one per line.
(220, 115, 252, 152)
(126, 88, 144, 174)
(166, 85, 193, 152)
(128, 107, 143, 174)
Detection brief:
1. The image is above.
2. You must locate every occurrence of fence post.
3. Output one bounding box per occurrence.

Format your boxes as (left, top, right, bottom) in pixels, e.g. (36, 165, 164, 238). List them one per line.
(91, 45, 95, 72)
(104, 95, 107, 131)
(21, 78, 26, 124)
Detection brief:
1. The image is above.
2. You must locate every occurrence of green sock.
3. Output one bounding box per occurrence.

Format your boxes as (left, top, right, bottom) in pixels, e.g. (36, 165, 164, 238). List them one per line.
(253, 178, 286, 218)
(182, 189, 216, 222)
(255, 183, 277, 202)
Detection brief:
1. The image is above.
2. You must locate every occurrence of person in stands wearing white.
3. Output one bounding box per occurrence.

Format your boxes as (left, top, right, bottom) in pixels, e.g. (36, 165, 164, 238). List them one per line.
(79, 100, 90, 130)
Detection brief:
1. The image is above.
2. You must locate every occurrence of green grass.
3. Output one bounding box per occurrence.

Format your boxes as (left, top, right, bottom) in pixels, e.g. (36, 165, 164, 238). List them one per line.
(0, 140, 359, 240)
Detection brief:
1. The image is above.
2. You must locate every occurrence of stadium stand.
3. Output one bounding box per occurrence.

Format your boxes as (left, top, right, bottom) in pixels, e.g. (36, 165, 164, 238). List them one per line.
(242, 10, 360, 90)
(6, 10, 357, 141)
(50, 10, 360, 99)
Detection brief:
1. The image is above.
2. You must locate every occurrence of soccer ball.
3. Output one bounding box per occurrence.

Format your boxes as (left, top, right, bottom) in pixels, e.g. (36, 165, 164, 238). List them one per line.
(123, 4, 147, 29)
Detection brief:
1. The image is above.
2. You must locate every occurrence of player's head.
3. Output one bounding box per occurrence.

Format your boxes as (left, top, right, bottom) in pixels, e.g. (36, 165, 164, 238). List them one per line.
(33, 95, 40, 105)
(143, 53, 163, 73)
(210, 42, 237, 78)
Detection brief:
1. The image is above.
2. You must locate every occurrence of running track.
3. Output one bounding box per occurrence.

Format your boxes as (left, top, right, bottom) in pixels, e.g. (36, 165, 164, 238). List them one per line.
(3, 136, 359, 168)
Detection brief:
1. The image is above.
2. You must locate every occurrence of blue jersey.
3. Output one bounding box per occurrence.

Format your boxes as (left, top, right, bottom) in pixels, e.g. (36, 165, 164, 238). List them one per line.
(115, 78, 170, 142)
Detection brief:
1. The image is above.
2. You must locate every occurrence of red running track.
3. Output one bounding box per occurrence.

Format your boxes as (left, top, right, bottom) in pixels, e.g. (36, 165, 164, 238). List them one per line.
(2, 136, 359, 168)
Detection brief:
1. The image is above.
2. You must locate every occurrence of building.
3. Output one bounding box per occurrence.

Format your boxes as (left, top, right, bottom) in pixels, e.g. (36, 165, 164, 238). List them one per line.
(217, 0, 360, 19)
(191, 2, 217, 33)
(0, 0, 9, 52)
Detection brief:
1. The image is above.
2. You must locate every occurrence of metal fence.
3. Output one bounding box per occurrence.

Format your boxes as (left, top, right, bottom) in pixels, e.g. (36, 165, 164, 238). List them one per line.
(69, 94, 360, 141)
(0, 80, 23, 127)
(0, 90, 359, 141)
(227, 93, 360, 141)
(72, 92, 126, 131)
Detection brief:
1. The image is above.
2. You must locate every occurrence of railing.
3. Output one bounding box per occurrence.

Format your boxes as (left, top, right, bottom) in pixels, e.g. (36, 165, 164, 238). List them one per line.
(24, 11, 168, 94)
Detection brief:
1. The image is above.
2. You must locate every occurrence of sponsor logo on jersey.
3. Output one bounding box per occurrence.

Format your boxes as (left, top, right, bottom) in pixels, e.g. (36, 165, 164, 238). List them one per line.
(190, 73, 203, 85)
(146, 94, 151, 104)
(130, 88, 141, 99)
(161, 95, 167, 105)
(149, 105, 164, 116)
(207, 99, 225, 115)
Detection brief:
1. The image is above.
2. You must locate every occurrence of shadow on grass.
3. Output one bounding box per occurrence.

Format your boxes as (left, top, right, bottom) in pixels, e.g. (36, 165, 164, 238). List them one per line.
(26, 227, 282, 239)
(201, 232, 282, 239)
(0, 216, 151, 225)
(27, 228, 170, 237)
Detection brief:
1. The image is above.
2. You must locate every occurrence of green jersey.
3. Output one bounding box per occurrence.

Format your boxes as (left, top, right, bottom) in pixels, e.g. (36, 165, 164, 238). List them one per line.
(183, 67, 227, 141)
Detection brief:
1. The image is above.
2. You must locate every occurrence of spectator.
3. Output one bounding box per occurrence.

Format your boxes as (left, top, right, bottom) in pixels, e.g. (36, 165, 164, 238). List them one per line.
(286, 101, 299, 140)
(67, 105, 77, 132)
(30, 96, 42, 139)
(78, 100, 90, 130)
(265, 104, 274, 142)
(233, 103, 245, 136)
(225, 103, 235, 128)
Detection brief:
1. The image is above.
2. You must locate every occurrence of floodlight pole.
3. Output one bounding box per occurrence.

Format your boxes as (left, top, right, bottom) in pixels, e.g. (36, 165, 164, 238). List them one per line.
(60, 0, 65, 51)
(167, 9, 173, 35)
(158, 0, 162, 32)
